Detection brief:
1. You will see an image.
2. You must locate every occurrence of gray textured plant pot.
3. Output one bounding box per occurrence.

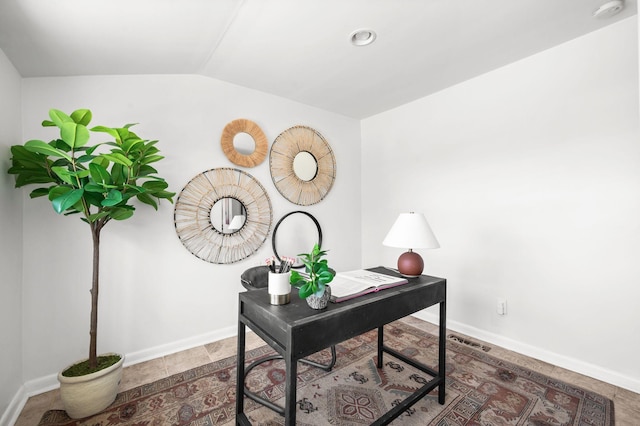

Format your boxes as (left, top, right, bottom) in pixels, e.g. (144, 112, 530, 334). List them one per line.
(57, 353, 124, 419)
(306, 285, 331, 309)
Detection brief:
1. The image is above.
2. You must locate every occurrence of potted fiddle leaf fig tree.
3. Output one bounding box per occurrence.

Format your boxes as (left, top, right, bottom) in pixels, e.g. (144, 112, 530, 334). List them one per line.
(8, 108, 174, 419)
(290, 243, 335, 309)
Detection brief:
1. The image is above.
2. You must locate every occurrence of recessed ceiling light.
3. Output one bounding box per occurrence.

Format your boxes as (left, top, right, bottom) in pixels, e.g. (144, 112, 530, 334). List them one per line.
(593, 0, 624, 18)
(350, 29, 377, 46)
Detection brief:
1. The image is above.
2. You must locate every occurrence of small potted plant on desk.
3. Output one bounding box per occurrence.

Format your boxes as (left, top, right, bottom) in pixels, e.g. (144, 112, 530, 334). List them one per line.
(7, 108, 174, 418)
(290, 243, 335, 309)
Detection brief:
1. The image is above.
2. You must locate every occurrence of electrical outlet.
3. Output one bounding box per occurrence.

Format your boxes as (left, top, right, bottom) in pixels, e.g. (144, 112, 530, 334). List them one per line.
(497, 298, 507, 315)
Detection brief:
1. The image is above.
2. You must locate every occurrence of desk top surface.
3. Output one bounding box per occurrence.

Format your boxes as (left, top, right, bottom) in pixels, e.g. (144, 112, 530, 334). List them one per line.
(238, 267, 446, 356)
(240, 267, 443, 316)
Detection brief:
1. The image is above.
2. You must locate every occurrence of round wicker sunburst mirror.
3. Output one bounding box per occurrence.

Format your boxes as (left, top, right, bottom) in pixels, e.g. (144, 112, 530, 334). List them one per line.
(269, 126, 336, 205)
(174, 168, 272, 264)
(220, 119, 268, 167)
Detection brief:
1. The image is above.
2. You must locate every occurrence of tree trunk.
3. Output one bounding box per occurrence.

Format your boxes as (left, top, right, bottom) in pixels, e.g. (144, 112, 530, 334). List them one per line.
(89, 223, 100, 369)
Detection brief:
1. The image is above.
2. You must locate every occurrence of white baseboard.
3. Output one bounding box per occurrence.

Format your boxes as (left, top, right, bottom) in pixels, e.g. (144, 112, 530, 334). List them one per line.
(123, 324, 238, 367)
(0, 385, 27, 426)
(412, 311, 640, 394)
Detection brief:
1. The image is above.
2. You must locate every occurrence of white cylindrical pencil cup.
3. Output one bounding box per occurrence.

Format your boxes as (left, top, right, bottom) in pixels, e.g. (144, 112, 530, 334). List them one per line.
(268, 271, 291, 305)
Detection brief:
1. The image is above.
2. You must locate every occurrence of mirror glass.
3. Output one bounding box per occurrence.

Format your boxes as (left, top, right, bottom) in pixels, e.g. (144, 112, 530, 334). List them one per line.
(233, 132, 256, 156)
(210, 197, 246, 234)
(272, 211, 322, 268)
(292, 151, 318, 182)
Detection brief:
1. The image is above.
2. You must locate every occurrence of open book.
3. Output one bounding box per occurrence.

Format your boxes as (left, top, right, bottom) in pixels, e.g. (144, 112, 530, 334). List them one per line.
(330, 269, 408, 303)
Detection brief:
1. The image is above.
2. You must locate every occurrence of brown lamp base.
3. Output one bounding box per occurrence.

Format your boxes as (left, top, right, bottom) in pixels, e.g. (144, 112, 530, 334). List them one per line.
(397, 250, 424, 278)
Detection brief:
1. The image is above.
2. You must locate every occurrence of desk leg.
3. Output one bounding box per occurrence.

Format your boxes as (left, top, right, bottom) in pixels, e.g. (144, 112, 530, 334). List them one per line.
(284, 351, 297, 425)
(236, 320, 246, 420)
(377, 326, 384, 368)
(438, 300, 446, 405)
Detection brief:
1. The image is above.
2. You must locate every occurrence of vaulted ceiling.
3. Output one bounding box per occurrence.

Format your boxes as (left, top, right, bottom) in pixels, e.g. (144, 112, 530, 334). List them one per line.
(0, 0, 636, 118)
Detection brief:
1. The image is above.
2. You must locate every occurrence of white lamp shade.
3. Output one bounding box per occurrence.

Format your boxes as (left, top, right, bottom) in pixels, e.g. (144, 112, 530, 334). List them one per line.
(382, 212, 440, 249)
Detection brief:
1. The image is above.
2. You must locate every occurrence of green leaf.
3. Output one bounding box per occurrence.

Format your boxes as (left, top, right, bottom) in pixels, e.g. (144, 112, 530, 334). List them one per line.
(24, 140, 72, 161)
(52, 138, 72, 151)
(71, 197, 84, 212)
(42, 120, 56, 127)
(140, 155, 164, 165)
(29, 187, 51, 198)
(90, 125, 120, 142)
(101, 189, 123, 207)
(289, 271, 307, 288)
(84, 144, 103, 155)
(7, 166, 58, 188)
(83, 191, 104, 207)
(318, 270, 334, 285)
(75, 169, 90, 179)
(124, 184, 144, 193)
(121, 137, 144, 153)
(48, 109, 73, 128)
(312, 285, 326, 298)
(87, 211, 110, 223)
(70, 109, 92, 126)
(312, 261, 325, 275)
(76, 154, 95, 163)
(8, 148, 50, 172)
(108, 207, 135, 220)
(111, 163, 127, 185)
(48, 186, 71, 200)
(91, 156, 109, 169)
(61, 122, 90, 148)
(89, 163, 112, 185)
(153, 190, 175, 202)
(83, 183, 106, 193)
(137, 164, 158, 177)
(136, 192, 158, 210)
(141, 180, 168, 192)
(20, 176, 56, 186)
(299, 282, 314, 299)
(10, 144, 39, 161)
(120, 192, 136, 202)
(51, 188, 84, 213)
(115, 128, 131, 143)
(51, 166, 75, 185)
(100, 153, 132, 167)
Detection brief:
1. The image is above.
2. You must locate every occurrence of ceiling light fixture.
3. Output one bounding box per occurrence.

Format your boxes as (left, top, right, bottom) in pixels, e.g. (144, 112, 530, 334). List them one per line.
(350, 28, 377, 46)
(593, 0, 624, 18)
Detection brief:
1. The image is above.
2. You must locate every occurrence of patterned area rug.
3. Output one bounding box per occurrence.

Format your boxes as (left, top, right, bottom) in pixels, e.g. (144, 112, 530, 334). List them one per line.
(38, 321, 613, 425)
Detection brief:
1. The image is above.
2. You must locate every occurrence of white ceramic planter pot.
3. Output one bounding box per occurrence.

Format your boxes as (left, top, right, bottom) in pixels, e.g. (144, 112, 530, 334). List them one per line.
(57, 353, 124, 419)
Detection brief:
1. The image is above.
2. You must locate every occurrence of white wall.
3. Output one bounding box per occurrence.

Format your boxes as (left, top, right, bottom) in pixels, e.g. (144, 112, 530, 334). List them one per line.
(19, 74, 362, 384)
(362, 17, 640, 391)
(0, 48, 23, 421)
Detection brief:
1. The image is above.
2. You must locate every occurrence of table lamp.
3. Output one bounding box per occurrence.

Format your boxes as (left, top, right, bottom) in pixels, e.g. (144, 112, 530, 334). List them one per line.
(382, 212, 440, 277)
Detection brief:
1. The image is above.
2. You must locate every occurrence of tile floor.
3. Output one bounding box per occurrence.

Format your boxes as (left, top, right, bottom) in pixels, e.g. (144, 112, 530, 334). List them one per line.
(15, 317, 640, 425)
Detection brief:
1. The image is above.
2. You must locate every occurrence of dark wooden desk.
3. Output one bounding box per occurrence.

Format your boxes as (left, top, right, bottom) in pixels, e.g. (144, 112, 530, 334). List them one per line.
(235, 267, 446, 425)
